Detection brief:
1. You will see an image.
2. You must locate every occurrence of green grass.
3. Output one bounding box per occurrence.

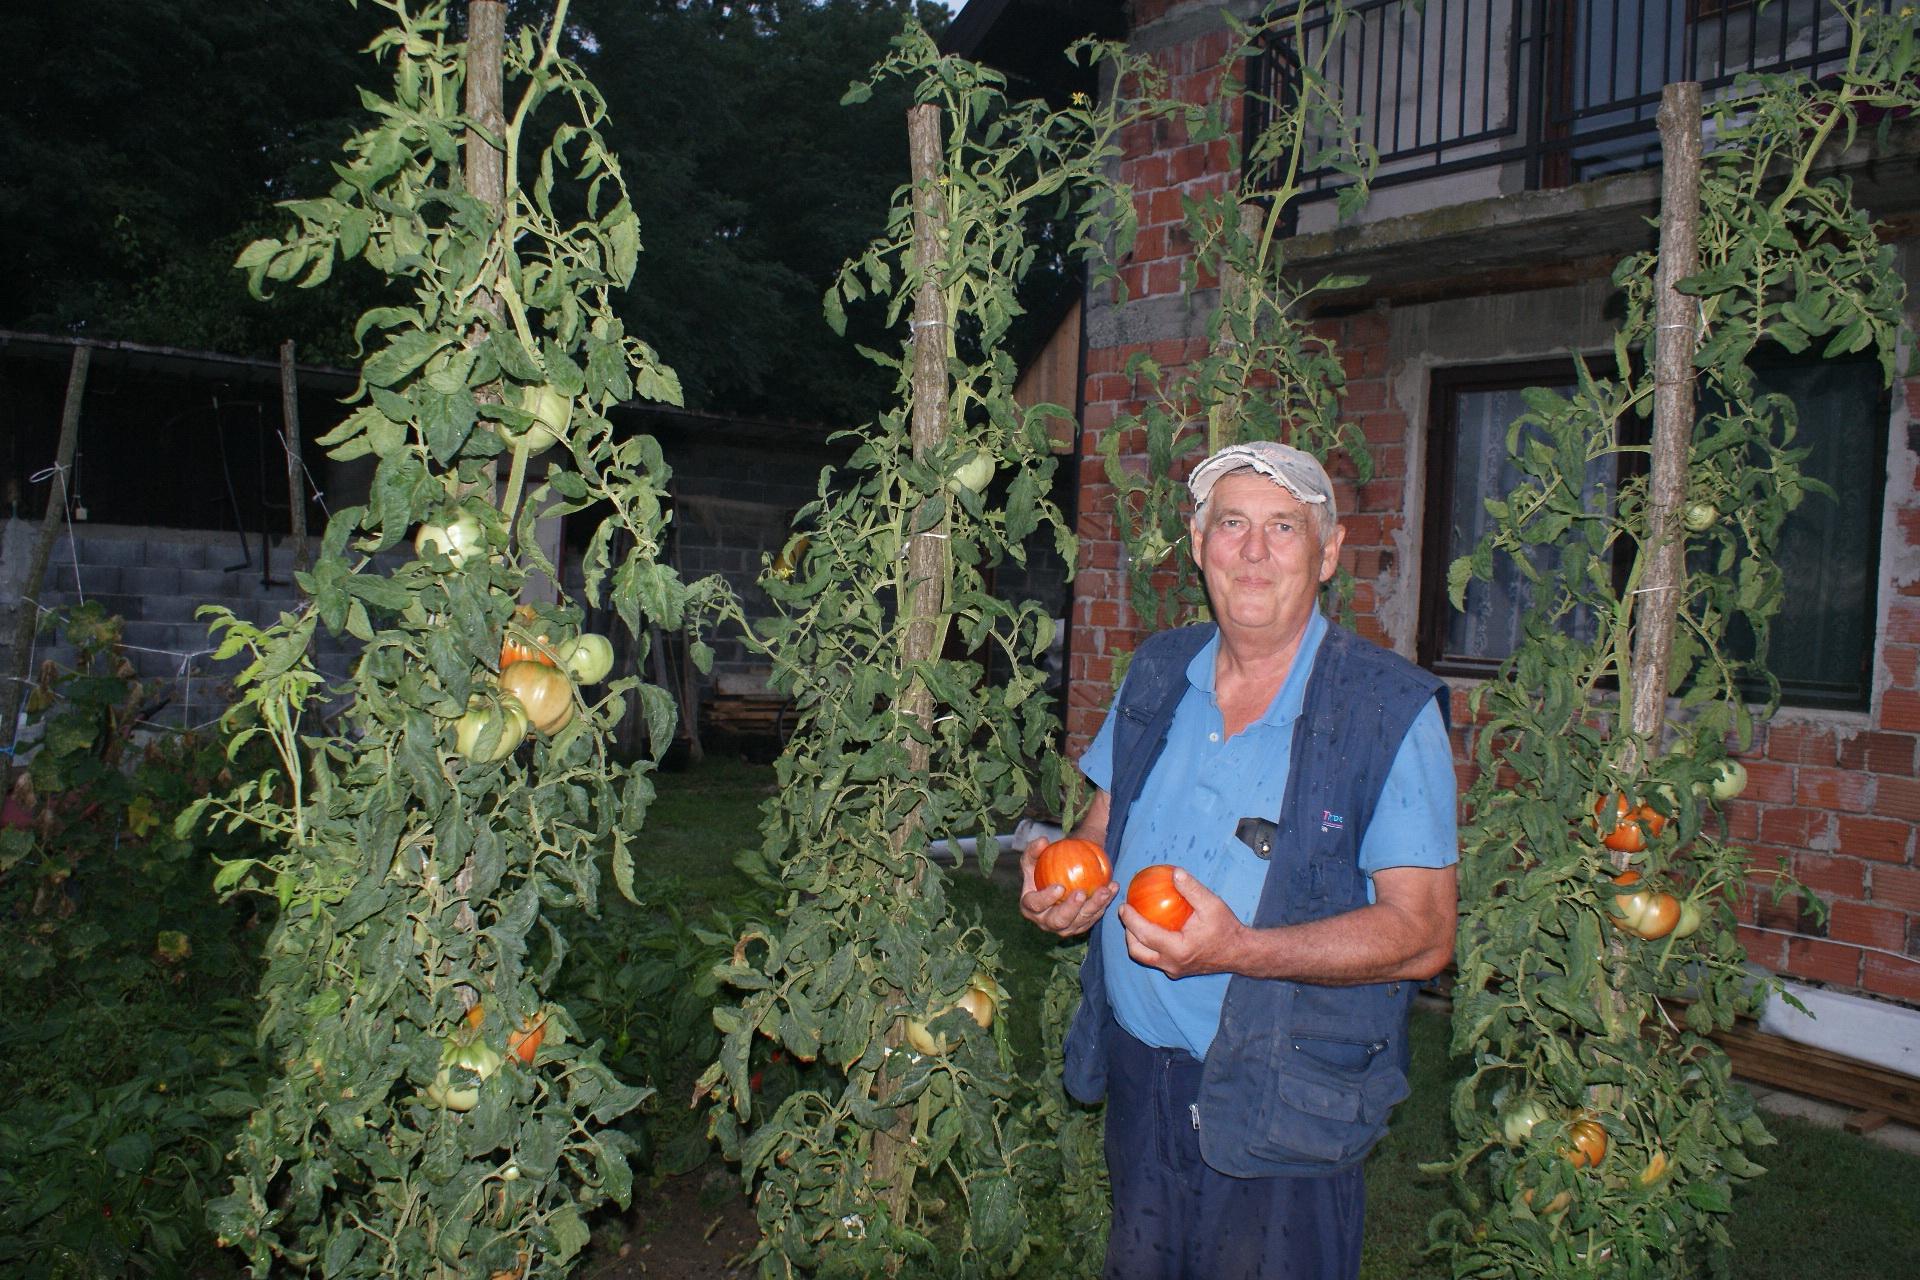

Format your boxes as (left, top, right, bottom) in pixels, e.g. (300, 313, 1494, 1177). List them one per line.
(644, 757, 1920, 1276)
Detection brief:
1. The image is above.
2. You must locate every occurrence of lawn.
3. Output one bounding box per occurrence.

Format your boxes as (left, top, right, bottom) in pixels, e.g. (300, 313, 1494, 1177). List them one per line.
(640, 755, 1920, 1278)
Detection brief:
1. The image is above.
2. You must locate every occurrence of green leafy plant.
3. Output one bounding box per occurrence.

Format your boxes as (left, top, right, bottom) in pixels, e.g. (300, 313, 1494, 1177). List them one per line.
(1103, 1, 1375, 634)
(187, 3, 731, 1275)
(1, 612, 273, 1278)
(697, 24, 1145, 1276)
(1428, 7, 1919, 1274)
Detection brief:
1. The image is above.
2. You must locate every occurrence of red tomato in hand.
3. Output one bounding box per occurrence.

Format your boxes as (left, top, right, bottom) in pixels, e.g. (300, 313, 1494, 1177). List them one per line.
(1127, 864, 1193, 931)
(1033, 838, 1112, 895)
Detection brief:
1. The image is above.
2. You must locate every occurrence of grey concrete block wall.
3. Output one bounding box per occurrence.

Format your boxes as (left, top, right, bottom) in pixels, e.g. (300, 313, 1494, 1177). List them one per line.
(8, 521, 387, 733)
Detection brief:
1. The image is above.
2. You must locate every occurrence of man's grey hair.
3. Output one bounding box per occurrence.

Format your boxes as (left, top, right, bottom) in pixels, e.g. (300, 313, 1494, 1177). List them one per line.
(1194, 465, 1338, 540)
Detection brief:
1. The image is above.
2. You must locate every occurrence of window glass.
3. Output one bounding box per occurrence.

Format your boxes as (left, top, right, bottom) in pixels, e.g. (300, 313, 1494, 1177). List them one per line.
(1421, 355, 1885, 708)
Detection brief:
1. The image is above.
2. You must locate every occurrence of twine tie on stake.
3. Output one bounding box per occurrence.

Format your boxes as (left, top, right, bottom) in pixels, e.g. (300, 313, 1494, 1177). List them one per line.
(28, 461, 86, 605)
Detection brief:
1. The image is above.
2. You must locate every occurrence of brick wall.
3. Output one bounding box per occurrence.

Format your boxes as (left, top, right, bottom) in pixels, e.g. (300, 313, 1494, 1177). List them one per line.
(1068, 2, 1920, 1010)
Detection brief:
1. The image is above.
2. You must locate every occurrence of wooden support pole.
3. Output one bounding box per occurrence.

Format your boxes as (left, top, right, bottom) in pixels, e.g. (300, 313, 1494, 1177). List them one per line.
(3, 345, 90, 790)
(279, 340, 309, 576)
(1628, 82, 1703, 756)
(870, 99, 952, 1234)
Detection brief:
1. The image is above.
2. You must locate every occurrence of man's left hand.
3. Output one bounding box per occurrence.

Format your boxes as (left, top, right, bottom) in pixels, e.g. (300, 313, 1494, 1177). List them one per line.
(1118, 868, 1245, 979)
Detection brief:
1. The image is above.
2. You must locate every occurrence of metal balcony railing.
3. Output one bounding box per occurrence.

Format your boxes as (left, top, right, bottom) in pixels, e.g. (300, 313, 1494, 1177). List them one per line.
(1246, 0, 1896, 219)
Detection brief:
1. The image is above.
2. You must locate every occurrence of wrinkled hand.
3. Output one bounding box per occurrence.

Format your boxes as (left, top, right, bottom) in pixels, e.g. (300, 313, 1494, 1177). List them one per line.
(1119, 867, 1245, 978)
(1019, 837, 1117, 937)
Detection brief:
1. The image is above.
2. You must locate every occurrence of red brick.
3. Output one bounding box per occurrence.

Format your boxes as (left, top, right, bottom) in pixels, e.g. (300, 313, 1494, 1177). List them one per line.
(1168, 143, 1208, 184)
(1759, 806, 1830, 848)
(1081, 542, 1121, 572)
(1343, 380, 1387, 413)
(1359, 411, 1410, 444)
(1836, 815, 1913, 862)
(1146, 259, 1184, 296)
(1738, 925, 1787, 969)
(1755, 885, 1818, 934)
(1881, 643, 1920, 689)
(1723, 800, 1761, 841)
(1887, 599, 1920, 645)
(1827, 901, 1908, 950)
(1863, 953, 1920, 1002)
(1795, 850, 1868, 899)
(1346, 311, 1390, 346)
(1883, 688, 1920, 734)
(1124, 154, 1169, 192)
(1342, 514, 1385, 545)
(1795, 766, 1872, 812)
(1739, 760, 1796, 805)
(1766, 723, 1839, 765)
(1875, 775, 1920, 822)
(1870, 863, 1920, 914)
(1838, 729, 1916, 774)
(1146, 188, 1184, 226)
(1782, 936, 1863, 986)
(1369, 444, 1408, 483)
(1898, 507, 1920, 550)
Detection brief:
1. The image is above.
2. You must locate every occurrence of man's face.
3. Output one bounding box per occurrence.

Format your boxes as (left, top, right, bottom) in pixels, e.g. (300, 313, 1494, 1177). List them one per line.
(1189, 471, 1344, 637)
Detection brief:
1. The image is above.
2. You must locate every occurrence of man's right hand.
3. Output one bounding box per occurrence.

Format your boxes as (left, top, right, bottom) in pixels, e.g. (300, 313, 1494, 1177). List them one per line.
(1019, 837, 1117, 937)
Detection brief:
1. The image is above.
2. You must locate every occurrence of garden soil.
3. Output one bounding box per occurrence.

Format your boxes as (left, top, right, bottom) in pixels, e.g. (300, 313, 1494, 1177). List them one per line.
(590, 1167, 758, 1278)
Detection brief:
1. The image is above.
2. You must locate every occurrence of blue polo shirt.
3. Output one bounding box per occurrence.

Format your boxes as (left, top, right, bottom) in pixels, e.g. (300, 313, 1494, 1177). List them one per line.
(1080, 609, 1457, 1059)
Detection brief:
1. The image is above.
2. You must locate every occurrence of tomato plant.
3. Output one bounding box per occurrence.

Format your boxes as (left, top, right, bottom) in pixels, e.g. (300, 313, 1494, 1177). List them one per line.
(1431, 13, 1918, 1273)
(1101, 4, 1379, 633)
(452, 692, 528, 763)
(193, 3, 737, 1275)
(415, 510, 486, 569)
(1607, 871, 1682, 941)
(1032, 837, 1112, 895)
(699, 26, 1150, 1275)
(500, 660, 575, 735)
(559, 633, 614, 684)
(1594, 793, 1668, 854)
(1562, 1118, 1609, 1169)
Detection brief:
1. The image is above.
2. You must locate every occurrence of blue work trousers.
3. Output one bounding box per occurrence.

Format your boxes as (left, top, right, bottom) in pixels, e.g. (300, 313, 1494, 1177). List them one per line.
(1103, 1025, 1365, 1280)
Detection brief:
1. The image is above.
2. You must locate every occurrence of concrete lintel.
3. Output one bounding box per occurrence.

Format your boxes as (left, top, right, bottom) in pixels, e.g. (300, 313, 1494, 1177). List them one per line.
(1086, 288, 1218, 351)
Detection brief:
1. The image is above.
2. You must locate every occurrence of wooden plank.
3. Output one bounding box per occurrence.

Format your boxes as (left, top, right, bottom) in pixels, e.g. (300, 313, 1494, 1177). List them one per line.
(1845, 1111, 1890, 1136)
(1713, 1017, 1920, 1129)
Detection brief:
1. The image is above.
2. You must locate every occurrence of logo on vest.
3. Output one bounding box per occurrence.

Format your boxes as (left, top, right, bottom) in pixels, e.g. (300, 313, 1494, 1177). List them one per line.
(1320, 809, 1345, 833)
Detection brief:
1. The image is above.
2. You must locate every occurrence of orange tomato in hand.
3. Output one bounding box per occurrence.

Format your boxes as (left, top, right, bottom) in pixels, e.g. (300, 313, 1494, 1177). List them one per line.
(1127, 864, 1194, 932)
(1033, 838, 1112, 895)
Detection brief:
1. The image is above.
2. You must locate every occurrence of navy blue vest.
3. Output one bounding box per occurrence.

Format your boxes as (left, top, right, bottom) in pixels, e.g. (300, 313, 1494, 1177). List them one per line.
(1063, 621, 1448, 1175)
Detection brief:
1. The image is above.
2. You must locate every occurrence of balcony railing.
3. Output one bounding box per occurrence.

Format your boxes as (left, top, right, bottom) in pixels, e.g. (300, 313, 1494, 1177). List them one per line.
(1246, 0, 1896, 222)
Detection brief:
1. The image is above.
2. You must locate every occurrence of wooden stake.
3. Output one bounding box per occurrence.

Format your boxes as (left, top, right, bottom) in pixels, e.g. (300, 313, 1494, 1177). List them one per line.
(279, 340, 309, 576)
(870, 99, 952, 1236)
(1628, 82, 1703, 758)
(3, 345, 90, 792)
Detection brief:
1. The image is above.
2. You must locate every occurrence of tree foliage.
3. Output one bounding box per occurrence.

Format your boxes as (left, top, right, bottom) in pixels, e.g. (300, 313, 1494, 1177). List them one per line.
(2, 0, 956, 426)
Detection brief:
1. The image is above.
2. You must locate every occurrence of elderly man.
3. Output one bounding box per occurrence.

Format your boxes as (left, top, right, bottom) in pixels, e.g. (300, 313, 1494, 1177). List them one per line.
(1020, 441, 1458, 1280)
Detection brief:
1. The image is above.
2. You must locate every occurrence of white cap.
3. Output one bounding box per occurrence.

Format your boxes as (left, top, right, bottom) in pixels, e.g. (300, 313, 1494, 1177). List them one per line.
(1187, 441, 1335, 521)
